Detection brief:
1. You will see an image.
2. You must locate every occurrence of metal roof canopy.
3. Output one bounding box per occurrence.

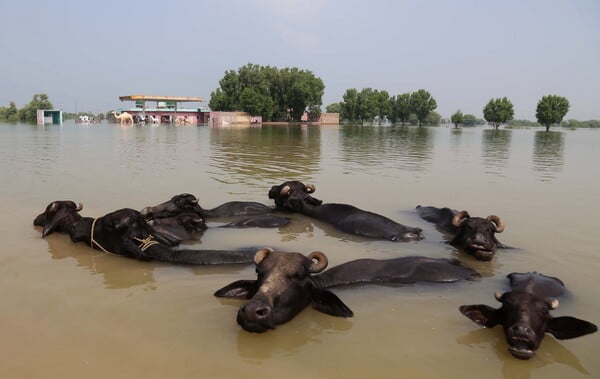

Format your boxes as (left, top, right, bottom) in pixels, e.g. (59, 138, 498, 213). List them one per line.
(119, 95, 205, 102)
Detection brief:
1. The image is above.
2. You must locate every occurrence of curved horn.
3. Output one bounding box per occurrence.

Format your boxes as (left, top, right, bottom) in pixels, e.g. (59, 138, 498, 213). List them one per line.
(254, 248, 273, 265)
(48, 201, 58, 213)
(546, 298, 559, 310)
(305, 184, 316, 193)
(452, 210, 470, 227)
(495, 291, 503, 302)
(487, 215, 505, 233)
(192, 195, 199, 204)
(75, 202, 83, 211)
(280, 185, 291, 196)
(307, 251, 328, 273)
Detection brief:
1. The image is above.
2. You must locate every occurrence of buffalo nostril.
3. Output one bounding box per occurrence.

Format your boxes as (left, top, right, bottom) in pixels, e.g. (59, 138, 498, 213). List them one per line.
(255, 306, 271, 318)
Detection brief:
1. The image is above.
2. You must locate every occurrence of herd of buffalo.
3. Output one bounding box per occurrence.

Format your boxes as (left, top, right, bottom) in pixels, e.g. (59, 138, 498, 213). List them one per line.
(33, 180, 597, 360)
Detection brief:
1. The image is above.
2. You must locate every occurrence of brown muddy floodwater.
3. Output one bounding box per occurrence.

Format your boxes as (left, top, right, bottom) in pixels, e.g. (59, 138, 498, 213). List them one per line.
(0, 122, 598, 379)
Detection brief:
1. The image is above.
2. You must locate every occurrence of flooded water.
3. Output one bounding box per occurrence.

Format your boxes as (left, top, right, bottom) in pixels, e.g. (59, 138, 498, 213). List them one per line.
(1, 122, 598, 379)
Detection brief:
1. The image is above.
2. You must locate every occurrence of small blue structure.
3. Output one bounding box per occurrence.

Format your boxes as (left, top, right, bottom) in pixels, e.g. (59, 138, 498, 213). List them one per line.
(36, 109, 62, 125)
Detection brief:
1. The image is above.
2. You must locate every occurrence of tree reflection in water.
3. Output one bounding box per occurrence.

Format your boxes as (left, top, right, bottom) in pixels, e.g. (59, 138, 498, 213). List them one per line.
(339, 125, 433, 175)
(481, 129, 512, 178)
(532, 131, 565, 182)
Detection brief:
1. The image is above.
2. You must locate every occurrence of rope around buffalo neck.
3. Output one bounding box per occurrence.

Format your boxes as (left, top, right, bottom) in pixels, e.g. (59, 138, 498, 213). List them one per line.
(90, 218, 160, 255)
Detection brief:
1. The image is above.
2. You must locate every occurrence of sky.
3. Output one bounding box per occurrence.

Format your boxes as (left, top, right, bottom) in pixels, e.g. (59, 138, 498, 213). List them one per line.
(1, 0, 599, 120)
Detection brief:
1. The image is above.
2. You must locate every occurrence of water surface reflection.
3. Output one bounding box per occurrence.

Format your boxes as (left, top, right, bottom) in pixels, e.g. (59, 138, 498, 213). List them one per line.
(208, 126, 321, 187)
(339, 125, 433, 175)
(532, 131, 565, 182)
(481, 129, 512, 177)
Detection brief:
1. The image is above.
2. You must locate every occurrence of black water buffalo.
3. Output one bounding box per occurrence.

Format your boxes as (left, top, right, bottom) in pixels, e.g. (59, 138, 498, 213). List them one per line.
(215, 248, 479, 333)
(34, 200, 84, 237)
(147, 212, 208, 245)
(69, 208, 256, 265)
(459, 272, 597, 360)
(268, 181, 424, 242)
(416, 205, 507, 260)
(140, 193, 274, 219)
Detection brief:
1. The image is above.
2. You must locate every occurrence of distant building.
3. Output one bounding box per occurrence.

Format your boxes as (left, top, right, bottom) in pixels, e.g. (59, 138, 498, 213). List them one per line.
(36, 109, 62, 125)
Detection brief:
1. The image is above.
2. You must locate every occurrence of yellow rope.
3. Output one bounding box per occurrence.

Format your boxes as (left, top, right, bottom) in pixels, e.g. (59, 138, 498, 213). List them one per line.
(90, 218, 116, 255)
(90, 218, 160, 255)
(133, 235, 160, 252)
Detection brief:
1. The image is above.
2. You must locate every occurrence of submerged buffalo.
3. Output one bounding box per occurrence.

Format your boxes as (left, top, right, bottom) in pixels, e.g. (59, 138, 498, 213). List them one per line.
(140, 193, 288, 231)
(416, 205, 508, 260)
(140, 193, 274, 219)
(69, 208, 256, 265)
(268, 181, 423, 242)
(147, 213, 208, 245)
(215, 248, 479, 333)
(459, 272, 597, 359)
(34, 200, 84, 237)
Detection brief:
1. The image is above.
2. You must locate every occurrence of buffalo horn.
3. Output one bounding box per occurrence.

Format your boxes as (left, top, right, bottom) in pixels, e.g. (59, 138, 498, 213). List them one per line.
(452, 210, 470, 227)
(308, 251, 328, 273)
(305, 184, 316, 193)
(487, 215, 505, 233)
(280, 185, 291, 196)
(48, 201, 58, 213)
(75, 202, 83, 211)
(192, 195, 199, 204)
(546, 298, 559, 310)
(495, 291, 503, 302)
(254, 248, 273, 265)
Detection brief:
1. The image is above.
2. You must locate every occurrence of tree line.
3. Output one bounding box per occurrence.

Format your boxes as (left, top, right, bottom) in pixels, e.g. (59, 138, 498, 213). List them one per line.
(209, 63, 324, 122)
(0, 94, 53, 123)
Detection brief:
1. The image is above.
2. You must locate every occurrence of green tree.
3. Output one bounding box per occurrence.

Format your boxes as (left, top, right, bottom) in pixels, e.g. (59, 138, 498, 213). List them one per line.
(483, 97, 514, 129)
(209, 63, 323, 122)
(341, 88, 358, 123)
(391, 93, 411, 125)
(0, 101, 20, 122)
(423, 111, 442, 126)
(325, 102, 342, 113)
(18, 94, 53, 123)
(450, 110, 464, 128)
(409, 89, 437, 126)
(536, 95, 570, 132)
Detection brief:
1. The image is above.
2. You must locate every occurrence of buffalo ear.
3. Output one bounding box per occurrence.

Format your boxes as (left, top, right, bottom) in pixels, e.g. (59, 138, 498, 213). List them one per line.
(547, 316, 598, 340)
(459, 305, 501, 328)
(214, 280, 258, 299)
(311, 287, 353, 318)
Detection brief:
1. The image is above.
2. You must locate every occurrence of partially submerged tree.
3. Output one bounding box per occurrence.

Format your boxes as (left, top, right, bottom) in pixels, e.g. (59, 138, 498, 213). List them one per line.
(209, 63, 324, 122)
(451, 110, 464, 128)
(483, 97, 514, 129)
(536, 95, 569, 131)
(409, 89, 437, 126)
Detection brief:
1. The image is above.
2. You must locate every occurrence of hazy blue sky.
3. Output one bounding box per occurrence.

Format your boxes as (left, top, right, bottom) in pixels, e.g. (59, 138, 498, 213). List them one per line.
(1, 0, 598, 120)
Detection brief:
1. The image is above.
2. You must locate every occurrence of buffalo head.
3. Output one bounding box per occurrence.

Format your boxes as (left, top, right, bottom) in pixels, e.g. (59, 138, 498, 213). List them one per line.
(460, 290, 597, 360)
(268, 181, 322, 212)
(450, 210, 505, 260)
(34, 200, 83, 237)
(140, 193, 202, 220)
(148, 213, 207, 245)
(214, 249, 353, 333)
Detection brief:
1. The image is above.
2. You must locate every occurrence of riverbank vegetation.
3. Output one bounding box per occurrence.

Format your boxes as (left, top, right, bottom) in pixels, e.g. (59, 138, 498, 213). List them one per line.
(0, 94, 52, 123)
(208, 63, 324, 122)
(1, 84, 597, 130)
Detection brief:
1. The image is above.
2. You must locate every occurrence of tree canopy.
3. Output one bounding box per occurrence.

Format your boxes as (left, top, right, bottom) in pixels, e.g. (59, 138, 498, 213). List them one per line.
(483, 97, 514, 129)
(338, 88, 437, 126)
(409, 89, 437, 126)
(0, 94, 53, 123)
(451, 110, 464, 128)
(208, 63, 324, 122)
(536, 95, 569, 131)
